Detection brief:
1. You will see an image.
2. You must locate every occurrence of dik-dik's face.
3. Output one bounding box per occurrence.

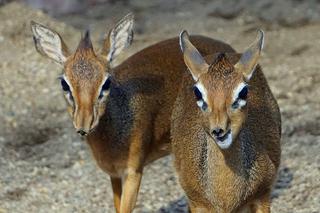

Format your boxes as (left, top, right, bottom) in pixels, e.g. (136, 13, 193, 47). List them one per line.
(31, 14, 134, 136)
(180, 30, 264, 149)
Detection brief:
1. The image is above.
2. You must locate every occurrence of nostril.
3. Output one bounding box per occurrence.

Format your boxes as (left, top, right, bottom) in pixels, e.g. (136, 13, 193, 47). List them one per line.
(77, 130, 87, 136)
(212, 128, 224, 137)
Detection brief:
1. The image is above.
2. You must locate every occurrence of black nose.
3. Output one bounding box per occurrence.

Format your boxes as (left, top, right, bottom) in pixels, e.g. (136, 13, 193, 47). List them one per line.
(77, 130, 87, 136)
(212, 128, 224, 137)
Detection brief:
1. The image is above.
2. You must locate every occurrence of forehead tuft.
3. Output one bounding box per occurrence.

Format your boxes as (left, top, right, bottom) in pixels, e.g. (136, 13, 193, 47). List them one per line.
(208, 53, 235, 77)
(200, 53, 243, 93)
(64, 53, 106, 84)
(72, 59, 96, 80)
(77, 30, 93, 51)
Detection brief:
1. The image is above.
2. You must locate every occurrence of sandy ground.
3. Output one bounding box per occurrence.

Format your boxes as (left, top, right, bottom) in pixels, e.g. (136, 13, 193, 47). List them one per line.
(0, 1, 319, 212)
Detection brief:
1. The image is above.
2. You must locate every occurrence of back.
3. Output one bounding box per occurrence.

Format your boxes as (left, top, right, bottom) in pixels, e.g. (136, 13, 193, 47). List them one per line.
(111, 36, 237, 143)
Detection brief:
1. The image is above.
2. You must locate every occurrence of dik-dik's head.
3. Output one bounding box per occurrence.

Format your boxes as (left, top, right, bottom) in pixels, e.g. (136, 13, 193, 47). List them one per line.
(179, 30, 264, 149)
(31, 14, 134, 136)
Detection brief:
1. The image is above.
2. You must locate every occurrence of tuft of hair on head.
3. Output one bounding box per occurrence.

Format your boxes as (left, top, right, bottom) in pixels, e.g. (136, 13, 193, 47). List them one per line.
(77, 30, 93, 51)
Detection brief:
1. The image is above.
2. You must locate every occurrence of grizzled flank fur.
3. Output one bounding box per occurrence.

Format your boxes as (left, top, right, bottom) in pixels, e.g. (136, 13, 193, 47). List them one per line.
(171, 38, 281, 212)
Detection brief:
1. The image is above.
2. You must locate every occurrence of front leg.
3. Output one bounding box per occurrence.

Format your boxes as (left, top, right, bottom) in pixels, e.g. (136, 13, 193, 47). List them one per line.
(119, 118, 150, 213)
(250, 192, 271, 213)
(188, 200, 209, 213)
(120, 168, 143, 213)
(111, 177, 122, 213)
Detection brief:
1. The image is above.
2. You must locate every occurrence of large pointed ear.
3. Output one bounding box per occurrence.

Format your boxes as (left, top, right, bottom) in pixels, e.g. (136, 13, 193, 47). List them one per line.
(30, 21, 69, 65)
(101, 13, 134, 63)
(235, 29, 264, 81)
(179, 30, 209, 81)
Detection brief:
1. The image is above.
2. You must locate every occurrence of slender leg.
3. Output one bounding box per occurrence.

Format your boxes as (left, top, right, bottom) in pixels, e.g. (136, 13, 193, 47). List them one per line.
(251, 192, 271, 213)
(119, 126, 148, 213)
(120, 168, 143, 213)
(111, 177, 122, 213)
(188, 200, 208, 213)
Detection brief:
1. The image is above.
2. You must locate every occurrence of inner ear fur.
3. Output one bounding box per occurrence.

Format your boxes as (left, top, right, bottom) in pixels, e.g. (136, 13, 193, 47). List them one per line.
(235, 30, 264, 80)
(179, 30, 209, 81)
(30, 21, 70, 65)
(101, 13, 134, 63)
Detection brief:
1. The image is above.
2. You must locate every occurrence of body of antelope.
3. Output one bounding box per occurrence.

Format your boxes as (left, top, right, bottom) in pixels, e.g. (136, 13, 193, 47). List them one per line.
(171, 31, 281, 212)
(31, 14, 237, 212)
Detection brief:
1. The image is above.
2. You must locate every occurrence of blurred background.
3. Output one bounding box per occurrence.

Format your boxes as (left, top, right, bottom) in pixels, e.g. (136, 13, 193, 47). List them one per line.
(0, 0, 319, 212)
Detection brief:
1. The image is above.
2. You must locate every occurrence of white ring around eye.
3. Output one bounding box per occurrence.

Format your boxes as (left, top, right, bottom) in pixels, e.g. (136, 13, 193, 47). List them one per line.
(195, 82, 208, 103)
(65, 92, 74, 106)
(233, 82, 248, 102)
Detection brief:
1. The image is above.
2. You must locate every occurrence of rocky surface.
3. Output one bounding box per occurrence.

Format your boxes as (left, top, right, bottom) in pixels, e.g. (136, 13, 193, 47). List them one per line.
(0, 1, 319, 212)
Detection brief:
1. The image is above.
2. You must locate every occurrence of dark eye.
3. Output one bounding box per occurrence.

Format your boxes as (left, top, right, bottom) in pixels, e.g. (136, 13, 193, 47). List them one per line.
(99, 78, 111, 99)
(232, 86, 248, 109)
(201, 102, 208, 111)
(193, 86, 203, 101)
(60, 78, 70, 92)
(238, 86, 248, 100)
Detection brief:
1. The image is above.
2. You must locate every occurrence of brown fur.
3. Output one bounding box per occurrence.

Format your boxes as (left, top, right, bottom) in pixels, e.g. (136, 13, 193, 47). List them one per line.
(171, 37, 281, 212)
(83, 36, 235, 212)
(31, 19, 237, 212)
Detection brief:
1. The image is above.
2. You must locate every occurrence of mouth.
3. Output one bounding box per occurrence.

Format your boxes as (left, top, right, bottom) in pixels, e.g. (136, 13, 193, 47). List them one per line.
(207, 129, 233, 149)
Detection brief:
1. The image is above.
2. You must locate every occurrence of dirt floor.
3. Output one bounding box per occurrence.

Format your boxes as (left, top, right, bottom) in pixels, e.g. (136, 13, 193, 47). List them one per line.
(0, 1, 319, 212)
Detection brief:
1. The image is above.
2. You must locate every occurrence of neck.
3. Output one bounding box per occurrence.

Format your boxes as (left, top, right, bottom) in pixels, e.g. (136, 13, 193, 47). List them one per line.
(89, 78, 133, 142)
(206, 128, 257, 174)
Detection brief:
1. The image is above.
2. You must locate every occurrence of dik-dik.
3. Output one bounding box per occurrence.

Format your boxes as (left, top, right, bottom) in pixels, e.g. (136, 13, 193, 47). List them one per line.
(171, 30, 281, 212)
(30, 15, 236, 212)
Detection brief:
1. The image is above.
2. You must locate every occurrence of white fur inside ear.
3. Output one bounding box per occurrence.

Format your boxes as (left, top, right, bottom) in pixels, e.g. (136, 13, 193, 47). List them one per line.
(107, 15, 134, 62)
(32, 24, 67, 64)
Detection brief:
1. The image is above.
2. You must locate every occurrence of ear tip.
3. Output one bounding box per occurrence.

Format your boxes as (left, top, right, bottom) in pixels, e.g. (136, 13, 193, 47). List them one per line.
(180, 30, 189, 38)
(30, 20, 39, 29)
(124, 12, 135, 23)
(30, 21, 41, 34)
(257, 29, 265, 50)
(179, 30, 189, 51)
(84, 29, 90, 38)
(258, 29, 264, 35)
